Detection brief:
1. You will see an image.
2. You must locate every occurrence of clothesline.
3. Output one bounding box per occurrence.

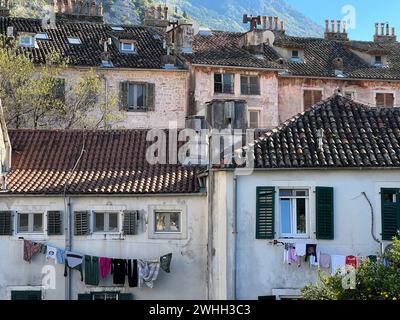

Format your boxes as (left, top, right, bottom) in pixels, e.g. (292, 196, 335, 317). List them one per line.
(22, 239, 173, 289)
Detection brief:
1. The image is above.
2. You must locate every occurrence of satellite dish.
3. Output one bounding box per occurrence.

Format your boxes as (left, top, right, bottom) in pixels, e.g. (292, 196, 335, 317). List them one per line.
(191, 21, 200, 35)
(263, 30, 275, 46)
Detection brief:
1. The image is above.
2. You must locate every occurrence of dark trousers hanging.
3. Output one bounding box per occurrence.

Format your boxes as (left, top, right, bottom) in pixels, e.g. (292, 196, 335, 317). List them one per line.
(128, 259, 138, 288)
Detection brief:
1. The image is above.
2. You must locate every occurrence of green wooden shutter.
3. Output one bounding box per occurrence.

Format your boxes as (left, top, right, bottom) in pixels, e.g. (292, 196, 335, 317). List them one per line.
(47, 211, 62, 235)
(119, 293, 134, 300)
(316, 187, 334, 240)
(0, 211, 13, 235)
(145, 83, 155, 111)
(77, 293, 92, 300)
(256, 187, 275, 239)
(74, 211, 89, 236)
(381, 188, 400, 241)
(119, 82, 128, 110)
(123, 210, 138, 235)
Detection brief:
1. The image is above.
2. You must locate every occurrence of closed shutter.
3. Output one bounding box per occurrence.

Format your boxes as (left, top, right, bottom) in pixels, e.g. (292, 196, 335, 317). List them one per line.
(74, 211, 89, 236)
(77, 293, 92, 300)
(47, 211, 62, 235)
(0, 211, 13, 235)
(386, 93, 394, 107)
(119, 293, 134, 300)
(316, 187, 334, 240)
(376, 93, 385, 107)
(381, 188, 399, 241)
(119, 82, 128, 110)
(145, 83, 155, 111)
(256, 187, 275, 239)
(123, 210, 138, 235)
(304, 90, 323, 111)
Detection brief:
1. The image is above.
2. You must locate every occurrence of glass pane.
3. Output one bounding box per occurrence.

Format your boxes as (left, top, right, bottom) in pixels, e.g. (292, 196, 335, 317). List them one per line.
(223, 74, 233, 93)
(383, 192, 396, 203)
(296, 198, 306, 234)
(169, 212, 181, 232)
(19, 214, 29, 232)
(249, 111, 259, 128)
(108, 213, 119, 232)
(240, 76, 248, 94)
(295, 190, 309, 196)
(280, 199, 291, 234)
(95, 213, 105, 232)
(136, 85, 144, 107)
(214, 73, 222, 83)
(33, 214, 43, 232)
(128, 84, 135, 107)
(155, 212, 167, 232)
(279, 189, 292, 197)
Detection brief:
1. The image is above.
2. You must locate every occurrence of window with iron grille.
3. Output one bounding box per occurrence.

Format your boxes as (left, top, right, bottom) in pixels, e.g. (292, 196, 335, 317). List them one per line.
(214, 73, 234, 94)
(240, 75, 260, 95)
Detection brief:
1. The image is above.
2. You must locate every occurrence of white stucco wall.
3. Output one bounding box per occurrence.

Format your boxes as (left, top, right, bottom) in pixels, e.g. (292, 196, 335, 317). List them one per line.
(213, 169, 399, 300)
(193, 67, 279, 129)
(0, 194, 207, 300)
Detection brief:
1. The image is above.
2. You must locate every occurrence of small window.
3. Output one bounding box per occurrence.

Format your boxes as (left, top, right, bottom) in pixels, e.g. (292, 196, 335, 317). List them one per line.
(35, 32, 49, 40)
(67, 37, 82, 45)
(376, 93, 394, 107)
(18, 213, 44, 234)
(279, 189, 309, 238)
(128, 83, 146, 111)
(248, 110, 260, 128)
(292, 50, 299, 58)
(155, 211, 181, 233)
(344, 91, 354, 99)
(374, 56, 382, 64)
(120, 42, 135, 53)
(94, 212, 120, 233)
(214, 73, 234, 94)
(19, 35, 34, 47)
(303, 89, 322, 111)
(92, 292, 119, 300)
(241, 75, 260, 95)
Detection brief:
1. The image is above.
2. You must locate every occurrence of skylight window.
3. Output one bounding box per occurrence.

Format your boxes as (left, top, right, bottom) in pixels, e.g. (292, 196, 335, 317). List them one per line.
(19, 35, 35, 47)
(35, 32, 49, 40)
(111, 26, 124, 31)
(67, 37, 82, 45)
(120, 42, 136, 53)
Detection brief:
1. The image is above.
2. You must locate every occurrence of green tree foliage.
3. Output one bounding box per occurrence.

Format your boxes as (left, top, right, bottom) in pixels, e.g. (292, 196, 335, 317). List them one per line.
(301, 235, 400, 300)
(0, 35, 124, 129)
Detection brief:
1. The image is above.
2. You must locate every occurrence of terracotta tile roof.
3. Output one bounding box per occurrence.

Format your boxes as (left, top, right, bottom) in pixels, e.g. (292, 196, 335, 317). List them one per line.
(7, 129, 203, 195)
(253, 95, 400, 168)
(0, 16, 168, 69)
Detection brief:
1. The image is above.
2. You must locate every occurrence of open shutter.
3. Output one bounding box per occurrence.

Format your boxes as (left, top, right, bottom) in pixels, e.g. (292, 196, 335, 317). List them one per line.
(0, 211, 13, 235)
(77, 293, 92, 300)
(381, 188, 399, 241)
(74, 211, 89, 236)
(119, 82, 128, 110)
(119, 293, 134, 300)
(47, 211, 62, 235)
(256, 187, 275, 239)
(123, 210, 138, 235)
(316, 187, 334, 240)
(145, 83, 155, 111)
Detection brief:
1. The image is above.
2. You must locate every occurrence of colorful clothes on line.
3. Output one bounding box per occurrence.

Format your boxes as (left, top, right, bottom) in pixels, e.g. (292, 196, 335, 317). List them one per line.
(331, 255, 346, 275)
(99, 257, 112, 279)
(319, 253, 331, 268)
(138, 259, 160, 288)
(46, 245, 58, 263)
(64, 251, 84, 281)
(23, 240, 42, 263)
(84, 255, 100, 286)
(345, 255, 358, 271)
(305, 244, 317, 262)
(56, 248, 65, 265)
(160, 253, 172, 273)
(295, 243, 306, 257)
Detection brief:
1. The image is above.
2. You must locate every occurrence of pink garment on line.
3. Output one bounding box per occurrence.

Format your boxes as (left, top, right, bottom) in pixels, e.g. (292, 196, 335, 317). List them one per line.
(99, 257, 112, 279)
(288, 248, 300, 265)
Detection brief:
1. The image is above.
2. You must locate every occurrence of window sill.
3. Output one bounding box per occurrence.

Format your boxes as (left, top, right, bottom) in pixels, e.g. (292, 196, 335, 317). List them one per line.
(15, 234, 48, 241)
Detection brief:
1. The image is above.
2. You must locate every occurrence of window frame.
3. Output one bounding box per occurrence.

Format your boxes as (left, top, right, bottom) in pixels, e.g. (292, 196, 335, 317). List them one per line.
(148, 205, 187, 240)
(278, 188, 310, 239)
(127, 82, 146, 111)
(248, 109, 261, 128)
(17, 212, 45, 234)
(375, 92, 395, 107)
(291, 50, 299, 58)
(154, 211, 182, 234)
(213, 73, 235, 94)
(19, 35, 35, 47)
(92, 211, 121, 234)
(240, 75, 260, 96)
(120, 42, 136, 53)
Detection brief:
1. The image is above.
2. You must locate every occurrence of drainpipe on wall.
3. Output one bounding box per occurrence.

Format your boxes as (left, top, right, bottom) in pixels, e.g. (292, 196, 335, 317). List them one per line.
(206, 132, 214, 300)
(64, 196, 72, 300)
(233, 174, 238, 300)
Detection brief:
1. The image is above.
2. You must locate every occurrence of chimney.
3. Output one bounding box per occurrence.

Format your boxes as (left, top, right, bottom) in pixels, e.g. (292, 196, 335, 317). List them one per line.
(55, 0, 104, 23)
(151, 6, 155, 18)
(280, 20, 284, 32)
(374, 22, 397, 43)
(164, 7, 168, 21)
(145, 6, 149, 17)
(343, 20, 347, 33)
(274, 16, 278, 30)
(325, 20, 329, 33)
(144, 5, 170, 33)
(268, 16, 273, 30)
(157, 5, 162, 19)
(337, 20, 341, 33)
(0, 0, 10, 17)
(331, 20, 335, 33)
(262, 16, 267, 30)
(324, 18, 348, 41)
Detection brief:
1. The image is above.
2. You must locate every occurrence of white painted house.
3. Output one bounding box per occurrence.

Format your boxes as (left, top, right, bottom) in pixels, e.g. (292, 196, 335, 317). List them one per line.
(208, 95, 400, 300)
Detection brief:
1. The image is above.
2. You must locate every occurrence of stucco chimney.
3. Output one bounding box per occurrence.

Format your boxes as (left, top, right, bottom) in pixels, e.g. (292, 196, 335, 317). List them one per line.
(268, 16, 273, 30)
(325, 20, 329, 33)
(375, 23, 379, 36)
(56, 0, 104, 23)
(144, 4, 170, 33)
(392, 27, 396, 37)
(157, 5, 162, 19)
(324, 18, 348, 41)
(343, 20, 347, 33)
(274, 17, 278, 30)
(145, 6, 149, 17)
(331, 20, 335, 33)
(151, 6, 155, 18)
(386, 23, 390, 36)
(337, 20, 341, 33)
(262, 16, 267, 30)
(374, 22, 397, 43)
(0, 0, 10, 17)
(381, 23, 385, 36)
(280, 20, 284, 32)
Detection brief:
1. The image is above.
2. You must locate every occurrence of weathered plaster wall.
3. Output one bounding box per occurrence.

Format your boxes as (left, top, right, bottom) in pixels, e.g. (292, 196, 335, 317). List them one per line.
(0, 194, 207, 300)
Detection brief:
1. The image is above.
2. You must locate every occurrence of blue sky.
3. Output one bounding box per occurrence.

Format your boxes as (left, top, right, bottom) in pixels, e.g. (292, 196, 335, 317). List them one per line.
(285, 0, 400, 40)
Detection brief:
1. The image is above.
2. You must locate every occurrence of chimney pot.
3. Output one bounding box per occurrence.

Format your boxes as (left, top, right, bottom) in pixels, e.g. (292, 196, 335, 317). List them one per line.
(268, 16, 273, 30)
(386, 23, 390, 36)
(274, 16, 278, 30)
(62, 0, 68, 14)
(145, 6, 149, 17)
(381, 23, 385, 36)
(70, 0, 76, 15)
(262, 16, 267, 30)
(343, 20, 347, 33)
(392, 27, 396, 36)
(91, 0, 96, 16)
(151, 6, 155, 18)
(157, 5, 162, 19)
(77, 0, 82, 15)
(280, 20, 284, 32)
(331, 20, 335, 33)
(337, 20, 341, 33)
(164, 7, 168, 21)
(98, 1, 103, 16)
(325, 19, 329, 33)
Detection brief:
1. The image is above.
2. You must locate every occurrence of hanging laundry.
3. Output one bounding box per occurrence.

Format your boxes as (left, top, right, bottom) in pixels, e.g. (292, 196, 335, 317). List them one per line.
(331, 255, 346, 275)
(23, 240, 42, 263)
(345, 255, 358, 271)
(56, 248, 65, 265)
(368, 255, 377, 263)
(295, 243, 306, 257)
(84, 255, 100, 286)
(305, 244, 317, 262)
(46, 245, 58, 263)
(138, 259, 160, 289)
(99, 257, 112, 279)
(310, 251, 320, 268)
(160, 253, 172, 273)
(319, 253, 331, 269)
(64, 251, 84, 281)
(40, 244, 47, 254)
(111, 259, 127, 285)
(289, 247, 300, 267)
(128, 259, 138, 288)
(283, 243, 290, 264)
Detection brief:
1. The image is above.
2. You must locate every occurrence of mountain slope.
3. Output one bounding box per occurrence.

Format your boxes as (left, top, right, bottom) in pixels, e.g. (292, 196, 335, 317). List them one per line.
(9, 0, 323, 37)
